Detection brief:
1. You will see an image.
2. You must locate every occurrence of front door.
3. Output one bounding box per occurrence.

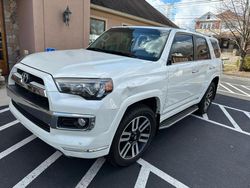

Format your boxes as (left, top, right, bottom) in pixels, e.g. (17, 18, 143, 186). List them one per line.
(0, 0, 8, 75)
(164, 33, 199, 112)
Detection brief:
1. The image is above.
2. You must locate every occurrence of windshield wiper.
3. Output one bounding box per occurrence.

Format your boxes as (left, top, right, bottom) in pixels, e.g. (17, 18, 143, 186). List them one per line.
(87, 47, 104, 52)
(107, 50, 137, 58)
(88, 47, 136, 58)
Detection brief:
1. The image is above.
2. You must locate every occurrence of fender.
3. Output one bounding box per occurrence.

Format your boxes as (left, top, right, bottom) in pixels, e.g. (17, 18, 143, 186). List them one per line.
(104, 89, 163, 148)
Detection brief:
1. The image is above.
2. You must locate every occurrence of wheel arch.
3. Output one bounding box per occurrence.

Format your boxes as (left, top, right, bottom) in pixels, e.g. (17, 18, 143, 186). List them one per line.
(122, 97, 161, 130)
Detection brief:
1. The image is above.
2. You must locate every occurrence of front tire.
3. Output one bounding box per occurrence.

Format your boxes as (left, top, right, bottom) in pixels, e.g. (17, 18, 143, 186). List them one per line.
(108, 105, 156, 166)
(197, 82, 216, 115)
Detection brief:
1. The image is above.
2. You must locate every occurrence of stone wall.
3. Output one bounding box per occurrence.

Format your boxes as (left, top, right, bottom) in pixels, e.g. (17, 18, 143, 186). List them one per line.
(3, 0, 20, 70)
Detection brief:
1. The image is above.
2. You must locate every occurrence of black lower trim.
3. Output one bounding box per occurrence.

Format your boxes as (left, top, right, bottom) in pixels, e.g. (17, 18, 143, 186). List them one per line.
(12, 100, 50, 132)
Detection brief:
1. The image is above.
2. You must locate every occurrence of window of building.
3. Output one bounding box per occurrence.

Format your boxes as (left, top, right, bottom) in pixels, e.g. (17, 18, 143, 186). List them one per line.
(196, 37, 211, 60)
(90, 17, 106, 44)
(168, 34, 194, 64)
(207, 23, 211, 29)
(202, 23, 207, 29)
(205, 23, 209, 29)
(210, 39, 221, 58)
(200, 23, 203, 29)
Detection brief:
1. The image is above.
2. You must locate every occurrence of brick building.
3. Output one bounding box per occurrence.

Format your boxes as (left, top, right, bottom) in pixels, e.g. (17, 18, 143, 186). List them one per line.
(195, 11, 239, 55)
(0, 0, 177, 76)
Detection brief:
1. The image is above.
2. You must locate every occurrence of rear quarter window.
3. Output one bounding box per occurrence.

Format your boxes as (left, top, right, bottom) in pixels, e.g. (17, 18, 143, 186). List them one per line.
(210, 39, 221, 58)
(195, 37, 211, 60)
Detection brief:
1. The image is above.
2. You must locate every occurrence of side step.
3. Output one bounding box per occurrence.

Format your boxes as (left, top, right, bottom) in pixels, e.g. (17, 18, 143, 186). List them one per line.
(159, 105, 198, 130)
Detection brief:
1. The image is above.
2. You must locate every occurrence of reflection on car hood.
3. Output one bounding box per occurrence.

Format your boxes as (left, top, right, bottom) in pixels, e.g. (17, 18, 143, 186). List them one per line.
(21, 49, 155, 79)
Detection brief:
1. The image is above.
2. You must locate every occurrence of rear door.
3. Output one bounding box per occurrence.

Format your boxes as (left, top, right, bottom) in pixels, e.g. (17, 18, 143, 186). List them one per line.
(165, 33, 199, 112)
(209, 38, 222, 76)
(193, 36, 212, 95)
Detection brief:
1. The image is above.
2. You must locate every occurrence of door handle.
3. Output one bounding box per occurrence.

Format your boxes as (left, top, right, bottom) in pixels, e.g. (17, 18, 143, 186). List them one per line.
(192, 70, 199, 74)
(209, 66, 216, 70)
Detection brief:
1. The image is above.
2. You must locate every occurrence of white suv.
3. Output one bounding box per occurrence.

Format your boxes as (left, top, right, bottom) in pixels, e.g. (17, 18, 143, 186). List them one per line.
(7, 27, 222, 166)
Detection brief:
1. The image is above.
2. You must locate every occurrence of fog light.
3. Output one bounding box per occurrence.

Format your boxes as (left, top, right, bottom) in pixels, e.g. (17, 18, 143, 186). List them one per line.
(78, 118, 86, 127)
(57, 116, 95, 131)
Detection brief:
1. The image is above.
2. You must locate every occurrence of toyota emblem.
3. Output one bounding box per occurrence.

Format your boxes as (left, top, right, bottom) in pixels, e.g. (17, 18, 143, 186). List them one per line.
(21, 72, 30, 84)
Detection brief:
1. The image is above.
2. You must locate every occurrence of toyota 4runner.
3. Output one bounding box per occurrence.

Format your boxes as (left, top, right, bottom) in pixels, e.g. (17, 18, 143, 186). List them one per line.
(7, 27, 222, 166)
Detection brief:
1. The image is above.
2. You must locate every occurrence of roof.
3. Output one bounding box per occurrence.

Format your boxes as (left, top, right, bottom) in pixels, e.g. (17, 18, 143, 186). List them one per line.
(196, 10, 238, 21)
(217, 10, 238, 20)
(91, 0, 178, 28)
(196, 12, 219, 21)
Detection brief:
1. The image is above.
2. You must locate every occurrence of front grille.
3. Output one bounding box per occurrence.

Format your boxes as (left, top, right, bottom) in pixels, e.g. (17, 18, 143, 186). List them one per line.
(13, 84, 49, 110)
(12, 100, 50, 132)
(17, 69, 45, 85)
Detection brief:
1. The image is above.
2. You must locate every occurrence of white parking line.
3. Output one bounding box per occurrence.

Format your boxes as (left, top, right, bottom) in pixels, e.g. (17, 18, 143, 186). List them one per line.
(212, 102, 250, 113)
(221, 82, 250, 88)
(192, 115, 250, 137)
(134, 165, 151, 188)
(244, 112, 250, 119)
(219, 83, 234, 93)
(218, 105, 242, 131)
(75, 157, 106, 188)
(226, 83, 250, 97)
(202, 113, 209, 120)
(137, 159, 189, 188)
(13, 151, 62, 188)
(0, 108, 9, 114)
(218, 89, 249, 97)
(241, 85, 250, 91)
(0, 135, 36, 160)
(0, 120, 19, 132)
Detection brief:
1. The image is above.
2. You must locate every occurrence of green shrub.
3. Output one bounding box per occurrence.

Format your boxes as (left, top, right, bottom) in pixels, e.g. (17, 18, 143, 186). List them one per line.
(236, 57, 250, 71)
(236, 59, 240, 67)
(243, 57, 250, 71)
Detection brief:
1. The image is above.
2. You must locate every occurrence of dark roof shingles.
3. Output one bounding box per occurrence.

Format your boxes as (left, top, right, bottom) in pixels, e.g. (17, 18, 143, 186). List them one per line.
(91, 0, 177, 27)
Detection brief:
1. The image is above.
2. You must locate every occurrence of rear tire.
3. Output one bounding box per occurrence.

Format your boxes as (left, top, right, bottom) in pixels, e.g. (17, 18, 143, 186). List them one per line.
(108, 105, 156, 167)
(197, 82, 216, 115)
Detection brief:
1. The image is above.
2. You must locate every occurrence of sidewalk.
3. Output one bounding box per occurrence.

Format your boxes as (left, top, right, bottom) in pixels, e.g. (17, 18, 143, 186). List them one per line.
(0, 86, 9, 106)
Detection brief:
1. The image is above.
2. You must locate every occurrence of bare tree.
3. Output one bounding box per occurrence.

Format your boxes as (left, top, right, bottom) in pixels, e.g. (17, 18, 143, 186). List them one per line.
(218, 0, 250, 71)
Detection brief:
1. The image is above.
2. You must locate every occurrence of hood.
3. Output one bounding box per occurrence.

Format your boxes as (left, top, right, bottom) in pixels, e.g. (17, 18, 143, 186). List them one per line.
(21, 49, 155, 79)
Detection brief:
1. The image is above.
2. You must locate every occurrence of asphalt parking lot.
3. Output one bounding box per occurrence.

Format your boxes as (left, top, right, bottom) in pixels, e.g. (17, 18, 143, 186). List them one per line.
(0, 78, 250, 188)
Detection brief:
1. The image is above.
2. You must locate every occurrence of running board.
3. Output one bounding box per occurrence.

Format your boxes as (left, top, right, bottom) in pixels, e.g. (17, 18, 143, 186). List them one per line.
(159, 105, 198, 130)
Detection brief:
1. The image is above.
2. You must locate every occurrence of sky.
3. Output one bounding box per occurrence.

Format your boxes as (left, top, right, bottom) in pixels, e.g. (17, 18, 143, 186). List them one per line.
(147, 0, 222, 30)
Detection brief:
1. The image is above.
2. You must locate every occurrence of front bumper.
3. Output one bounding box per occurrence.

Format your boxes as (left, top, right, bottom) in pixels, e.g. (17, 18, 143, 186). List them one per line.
(7, 85, 115, 159)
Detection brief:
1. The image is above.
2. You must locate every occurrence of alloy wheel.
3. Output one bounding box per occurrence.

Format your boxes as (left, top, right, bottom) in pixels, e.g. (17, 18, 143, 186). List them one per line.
(118, 116, 152, 160)
(204, 86, 214, 111)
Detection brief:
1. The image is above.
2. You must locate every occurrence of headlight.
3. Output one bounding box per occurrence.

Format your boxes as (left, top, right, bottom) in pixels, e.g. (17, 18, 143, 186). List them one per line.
(55, 78, 113, 100)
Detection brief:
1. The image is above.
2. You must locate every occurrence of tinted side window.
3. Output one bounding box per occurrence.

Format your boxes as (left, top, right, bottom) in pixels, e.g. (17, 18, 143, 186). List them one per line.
(210, 39, 221, 58)
(196, 37, 211, 60)
(169, 34, 194, 64)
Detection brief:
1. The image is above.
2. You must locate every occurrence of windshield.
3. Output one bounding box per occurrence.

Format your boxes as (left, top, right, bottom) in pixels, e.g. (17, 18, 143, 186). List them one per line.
(87, 28, 170, 61)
